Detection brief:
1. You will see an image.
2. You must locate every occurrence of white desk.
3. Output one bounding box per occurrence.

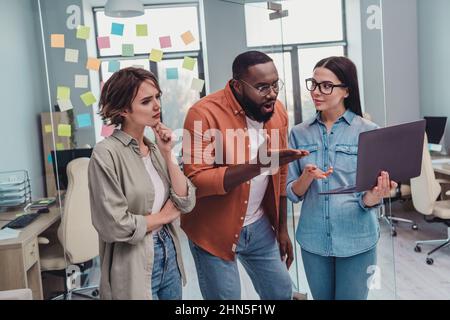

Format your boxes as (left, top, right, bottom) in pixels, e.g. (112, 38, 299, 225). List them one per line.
(431, 157, 450, 176)
(0, 206, 61, 299)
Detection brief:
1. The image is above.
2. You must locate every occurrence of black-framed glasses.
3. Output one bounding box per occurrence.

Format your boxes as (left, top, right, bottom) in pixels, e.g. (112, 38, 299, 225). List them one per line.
(305, 78, 347, 95)
(239, 79, 284, 96)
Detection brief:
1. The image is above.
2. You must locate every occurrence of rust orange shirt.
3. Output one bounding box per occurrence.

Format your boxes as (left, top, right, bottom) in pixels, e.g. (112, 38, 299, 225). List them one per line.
(181, 81, 289, 261)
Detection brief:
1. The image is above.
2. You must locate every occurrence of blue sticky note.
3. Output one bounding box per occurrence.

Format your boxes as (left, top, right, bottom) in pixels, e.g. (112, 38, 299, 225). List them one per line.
(47, 153, 53, 164)
(166, 68, 179, 80)
(108, 60, 120, 73)
(76, 113, 92, 129)
(111, 23, 124, 36)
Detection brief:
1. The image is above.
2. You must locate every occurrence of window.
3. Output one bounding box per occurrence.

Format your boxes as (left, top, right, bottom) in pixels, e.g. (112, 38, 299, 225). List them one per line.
(94, 4, 204, 132)
(245, 0, 346, 126)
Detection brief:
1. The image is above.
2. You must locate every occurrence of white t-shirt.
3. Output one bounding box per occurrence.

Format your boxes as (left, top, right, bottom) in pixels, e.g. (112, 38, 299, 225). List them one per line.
(142, 153, 166, 233)
(244, 117, 270, 226)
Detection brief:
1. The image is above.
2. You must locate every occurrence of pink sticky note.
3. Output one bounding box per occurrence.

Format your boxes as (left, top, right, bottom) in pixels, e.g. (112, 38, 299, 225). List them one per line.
(97, 36, 110, 49)
(159, 36, 172, 49)
(101, 124, 115, 137)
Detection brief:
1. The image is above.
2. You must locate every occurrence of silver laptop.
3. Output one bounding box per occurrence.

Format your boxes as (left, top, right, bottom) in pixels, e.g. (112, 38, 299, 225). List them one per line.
(319, 120, 426, 195)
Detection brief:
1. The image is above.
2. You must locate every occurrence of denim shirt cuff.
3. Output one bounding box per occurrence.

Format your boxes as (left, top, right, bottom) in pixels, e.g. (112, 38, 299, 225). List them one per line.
(358, 192, 382, 212)
(287, 181, 303, 203)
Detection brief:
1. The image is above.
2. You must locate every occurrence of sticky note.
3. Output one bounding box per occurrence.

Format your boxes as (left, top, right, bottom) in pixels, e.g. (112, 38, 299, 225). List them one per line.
(149, 49, 163, 62)
(191, 78, 205, 92)
(181, 31, 195, 45)
(122, 44, 134, 57)
(56, 143, 65, 151)
(159, 36, 172, 49)
(86, 58, 101, 71)
(58, 124, 71, 137)
(51, 34, 64, 48)
(75, 75, 89, 88)
(111, 23, 124, 36)
(182, 56, 196, 71)
(136, 24, 148, 36)
(57, 86, 70, 100)
(65, 48, 79, 63)
(76, 25, 90, 39)
(44, 125, 52, 133)
(108, 60, 120, 73)
(76, 113, 92, 128)
(97, 36, 110, 49)
(57, 99, 73, 112)
(101, 124, 115, 137)
(80, 92, 97, 106)
(166, 68, 178, 80)
(47, 153, 53, 164)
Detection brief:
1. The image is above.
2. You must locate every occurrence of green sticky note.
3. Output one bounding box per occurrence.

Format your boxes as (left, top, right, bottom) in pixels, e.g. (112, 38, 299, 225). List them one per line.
(122, 44, 134, 57)
(56, 143, 65, 150)
(136, 24, 148, 36)
(80, 91, 97, 106)
(182, 56, 196, 71)
(149, 49, 163, 62)
(57, 86, 70, 100)
(57, 124, 71, 137)
(76, 25, 90, 39)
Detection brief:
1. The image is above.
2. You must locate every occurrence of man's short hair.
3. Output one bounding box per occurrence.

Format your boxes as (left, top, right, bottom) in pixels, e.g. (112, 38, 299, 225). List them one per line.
(232, 51, 273, 80)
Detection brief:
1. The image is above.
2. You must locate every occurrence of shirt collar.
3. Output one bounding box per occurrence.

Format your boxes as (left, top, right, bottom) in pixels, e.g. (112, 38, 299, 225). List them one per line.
(224, 80, 246, 117)
(112, 129, 156, 154)
(308, 109, 356, 126)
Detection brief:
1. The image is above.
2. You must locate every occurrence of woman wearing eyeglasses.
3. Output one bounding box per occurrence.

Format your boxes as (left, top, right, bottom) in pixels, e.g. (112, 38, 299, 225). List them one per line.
(286, 56, 397, 300)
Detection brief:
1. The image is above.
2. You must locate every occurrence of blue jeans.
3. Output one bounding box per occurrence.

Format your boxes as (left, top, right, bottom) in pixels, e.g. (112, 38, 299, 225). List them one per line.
(301, 246, 377, 300)
(189, 216, 293, 300)
(151, 227, 182, 300)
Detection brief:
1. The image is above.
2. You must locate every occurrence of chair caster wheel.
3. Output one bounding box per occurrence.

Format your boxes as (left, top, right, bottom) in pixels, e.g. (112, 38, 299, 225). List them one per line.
(92, 289, 99, 297)
(412, 224, 418, 230)
(414, 245, 421, 253)
(391, 230, 397, 237)
(426, 258, 434, 265)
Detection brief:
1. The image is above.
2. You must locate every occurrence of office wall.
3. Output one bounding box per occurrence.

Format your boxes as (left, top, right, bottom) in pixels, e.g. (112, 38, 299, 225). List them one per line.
(40, 0, 96, 148)
(0, 0, 49, 198)
(381, 0, 421, 126)
(418, 0, 450, 152)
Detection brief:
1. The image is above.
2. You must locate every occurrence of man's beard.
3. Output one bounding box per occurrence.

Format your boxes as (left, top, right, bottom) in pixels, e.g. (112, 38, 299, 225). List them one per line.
(241, 94, 275, 123)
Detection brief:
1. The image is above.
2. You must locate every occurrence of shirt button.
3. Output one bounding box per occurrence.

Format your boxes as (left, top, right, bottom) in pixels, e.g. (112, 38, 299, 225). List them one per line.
(235, 234, 239, 238)
(327, 233, 331, 237)
(244, 200, 248, 204)
(240, 217, 244, 220)
(324, 180, 328, 184)
(326, 216, 330, 220)
(246, 181, 250, 185)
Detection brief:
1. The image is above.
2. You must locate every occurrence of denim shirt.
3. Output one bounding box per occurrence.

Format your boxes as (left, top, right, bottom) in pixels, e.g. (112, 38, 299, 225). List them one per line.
(287, 110, 380, 257)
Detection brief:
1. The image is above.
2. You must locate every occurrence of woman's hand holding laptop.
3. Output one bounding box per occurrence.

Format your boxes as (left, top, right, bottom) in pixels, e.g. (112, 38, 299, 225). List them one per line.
(363, 171, 398, 207)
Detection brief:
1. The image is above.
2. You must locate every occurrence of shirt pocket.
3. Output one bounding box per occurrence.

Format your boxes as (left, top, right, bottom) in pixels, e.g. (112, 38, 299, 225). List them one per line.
(334, 144, 358, 174)
(298, 144, 319, 171)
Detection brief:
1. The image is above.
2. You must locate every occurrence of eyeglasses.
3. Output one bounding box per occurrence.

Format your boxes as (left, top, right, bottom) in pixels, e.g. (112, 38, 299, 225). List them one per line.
(305, 78, 347, 95)
(239, 79, 284, 96)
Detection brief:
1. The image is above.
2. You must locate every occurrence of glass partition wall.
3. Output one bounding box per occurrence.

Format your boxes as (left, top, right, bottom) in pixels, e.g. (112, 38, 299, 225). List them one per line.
(0, 0, 400, 300)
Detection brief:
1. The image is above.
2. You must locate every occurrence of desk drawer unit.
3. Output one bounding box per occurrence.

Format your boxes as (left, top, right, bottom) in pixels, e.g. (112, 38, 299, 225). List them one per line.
(23, 238, 38, 270)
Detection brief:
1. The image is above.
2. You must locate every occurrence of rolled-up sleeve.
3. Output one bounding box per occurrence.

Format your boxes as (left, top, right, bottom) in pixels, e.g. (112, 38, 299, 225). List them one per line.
(170, 177, 196, 213)
(286, 130, 304, 203)
(88, 148, 147, 245)
(182, 107, 228, 198)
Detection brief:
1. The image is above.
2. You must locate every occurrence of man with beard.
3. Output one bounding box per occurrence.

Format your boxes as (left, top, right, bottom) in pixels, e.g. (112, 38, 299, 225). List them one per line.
(181, 51, 308, 299)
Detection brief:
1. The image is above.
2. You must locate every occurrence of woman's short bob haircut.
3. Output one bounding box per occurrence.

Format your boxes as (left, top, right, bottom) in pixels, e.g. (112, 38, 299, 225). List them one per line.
(99, 67, 161, 126)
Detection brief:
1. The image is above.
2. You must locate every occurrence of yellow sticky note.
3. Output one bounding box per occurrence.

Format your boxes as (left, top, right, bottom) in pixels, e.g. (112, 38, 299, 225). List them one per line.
(56, 143, 65, 151)
(182, 56, 196, 71)
(44, 125, 52, 133)
(80, 92, 97, 106)
(51, 34, 65, 48)
(57, 86, 70, 100)
(86, 58, 101, 71)
(149, 49, 163, 62)
(57, 124, 71, 137)
(181, 31, 195, 45)
(76, 25, 90, 40)
(136, 24, 148, 36)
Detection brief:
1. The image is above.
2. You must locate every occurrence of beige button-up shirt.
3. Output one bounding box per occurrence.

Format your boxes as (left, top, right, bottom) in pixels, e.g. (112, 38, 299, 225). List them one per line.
(88, 129, 196, 300)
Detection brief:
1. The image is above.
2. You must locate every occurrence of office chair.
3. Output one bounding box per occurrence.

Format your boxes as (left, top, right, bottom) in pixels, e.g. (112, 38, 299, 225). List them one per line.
(410, 135, 450, 265)
(384, 183, 418, 237)
(0, 288, 33, 300)
(38, 158, 100, 299)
